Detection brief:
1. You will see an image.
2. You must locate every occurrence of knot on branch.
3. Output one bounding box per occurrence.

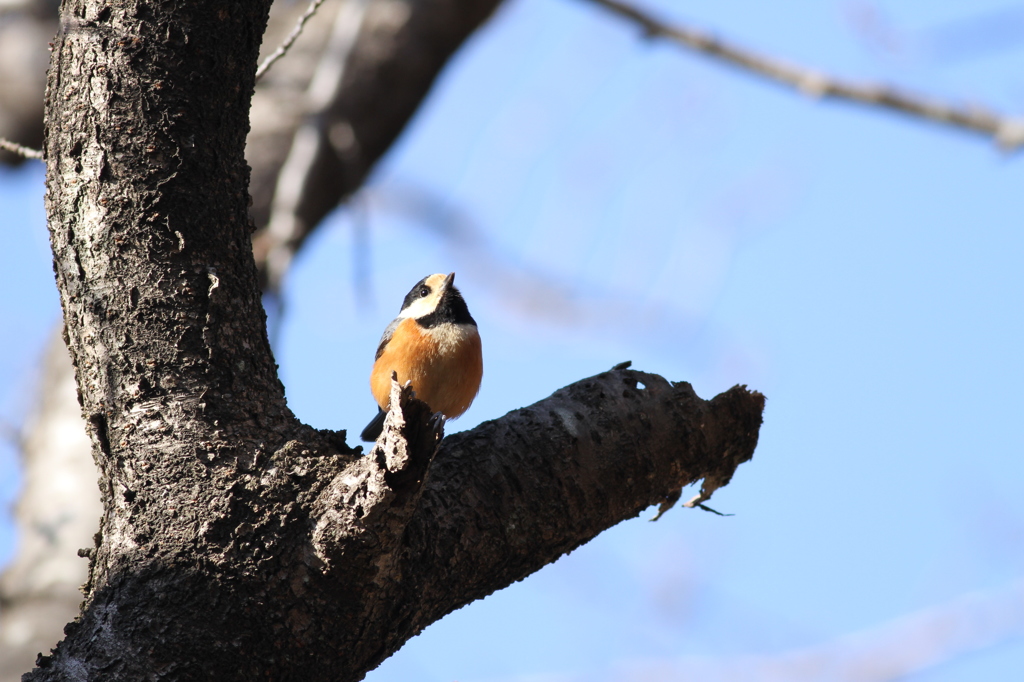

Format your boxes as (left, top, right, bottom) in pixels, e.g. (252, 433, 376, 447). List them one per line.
(311, 374, 442, 572)
(373, 372, 444, 489)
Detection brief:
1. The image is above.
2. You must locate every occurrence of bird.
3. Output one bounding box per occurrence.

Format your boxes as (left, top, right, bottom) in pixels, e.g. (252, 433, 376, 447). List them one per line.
(360, 272, 483, 442)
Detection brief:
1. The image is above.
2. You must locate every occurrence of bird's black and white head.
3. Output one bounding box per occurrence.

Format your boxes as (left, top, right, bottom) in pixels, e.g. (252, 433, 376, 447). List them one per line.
(399, 272, 476, 328)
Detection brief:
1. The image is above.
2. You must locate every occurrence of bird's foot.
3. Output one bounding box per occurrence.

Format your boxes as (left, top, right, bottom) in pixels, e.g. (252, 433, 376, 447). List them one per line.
(429, 412, 447, 439)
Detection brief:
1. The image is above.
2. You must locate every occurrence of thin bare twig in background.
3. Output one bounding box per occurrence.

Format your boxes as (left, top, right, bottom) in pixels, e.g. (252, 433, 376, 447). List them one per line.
(261, 0, 370, 292)
(255, 0, 329, 82)
(585, 0, 1024, 150)
(0, 137, 43, 160)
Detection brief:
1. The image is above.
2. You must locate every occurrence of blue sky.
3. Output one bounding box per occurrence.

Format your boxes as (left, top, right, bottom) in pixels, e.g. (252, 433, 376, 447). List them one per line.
(3, 0, 1024, 680)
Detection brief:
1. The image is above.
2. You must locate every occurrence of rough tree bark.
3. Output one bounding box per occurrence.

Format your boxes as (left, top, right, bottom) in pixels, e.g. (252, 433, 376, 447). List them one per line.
(29, 1, 763, 680)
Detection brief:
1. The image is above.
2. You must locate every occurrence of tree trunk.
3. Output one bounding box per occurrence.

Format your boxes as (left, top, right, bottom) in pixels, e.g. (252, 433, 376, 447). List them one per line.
(30, 1, 764, 680)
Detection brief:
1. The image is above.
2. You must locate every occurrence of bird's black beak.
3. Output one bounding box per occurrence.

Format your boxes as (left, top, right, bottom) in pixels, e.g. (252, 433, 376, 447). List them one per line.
(441, 272, 455, 292)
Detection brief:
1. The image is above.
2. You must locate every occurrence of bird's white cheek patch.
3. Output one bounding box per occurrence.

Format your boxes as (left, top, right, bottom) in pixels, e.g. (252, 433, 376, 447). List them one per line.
(401, 293, 442, 319)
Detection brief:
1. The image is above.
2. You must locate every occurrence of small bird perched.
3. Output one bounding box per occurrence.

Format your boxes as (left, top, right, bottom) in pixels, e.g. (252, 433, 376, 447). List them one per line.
(360, 272, 483, 442)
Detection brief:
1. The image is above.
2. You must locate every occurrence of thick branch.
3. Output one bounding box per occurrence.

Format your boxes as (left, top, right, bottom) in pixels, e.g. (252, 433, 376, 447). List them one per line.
(586, 0, 1024, 149)
(374, 371, 763, 666)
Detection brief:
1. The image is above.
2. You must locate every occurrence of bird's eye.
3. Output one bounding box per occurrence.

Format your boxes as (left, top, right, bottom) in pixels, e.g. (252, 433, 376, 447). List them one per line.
(419, 287, 430, 297)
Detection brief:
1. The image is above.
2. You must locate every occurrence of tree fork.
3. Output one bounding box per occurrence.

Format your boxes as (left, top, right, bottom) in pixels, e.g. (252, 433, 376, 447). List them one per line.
(34, 1, 765, 680)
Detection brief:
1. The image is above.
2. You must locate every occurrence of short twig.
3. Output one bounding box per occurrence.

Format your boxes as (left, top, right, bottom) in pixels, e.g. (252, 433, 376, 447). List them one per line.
(585, 0, 1024, 150)
(255, 0, 330, 82)
(681, 490, 734, 517)
(0, 136, 44, 160)
(695, 503, 734, 517)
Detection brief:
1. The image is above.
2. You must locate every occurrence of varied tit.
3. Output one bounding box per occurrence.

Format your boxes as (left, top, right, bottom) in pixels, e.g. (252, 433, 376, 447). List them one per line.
(360, 272, 483, 442)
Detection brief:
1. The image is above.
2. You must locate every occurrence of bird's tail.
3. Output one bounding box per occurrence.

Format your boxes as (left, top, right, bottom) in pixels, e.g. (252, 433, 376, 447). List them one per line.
(360, 409, 386, 442)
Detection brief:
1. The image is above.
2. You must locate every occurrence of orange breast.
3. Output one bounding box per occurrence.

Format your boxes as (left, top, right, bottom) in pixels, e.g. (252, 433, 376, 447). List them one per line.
(370, 317, 483, 418)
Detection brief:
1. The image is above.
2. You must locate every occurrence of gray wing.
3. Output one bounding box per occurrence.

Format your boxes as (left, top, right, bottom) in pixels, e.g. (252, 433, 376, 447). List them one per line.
(374, 316, 402, 360)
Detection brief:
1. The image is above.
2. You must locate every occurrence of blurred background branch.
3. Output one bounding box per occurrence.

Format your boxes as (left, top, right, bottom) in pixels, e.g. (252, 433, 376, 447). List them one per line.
(585, 0, 1024, 149)
(0, 138, 42, 161)
(248, 0, 503, 291)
